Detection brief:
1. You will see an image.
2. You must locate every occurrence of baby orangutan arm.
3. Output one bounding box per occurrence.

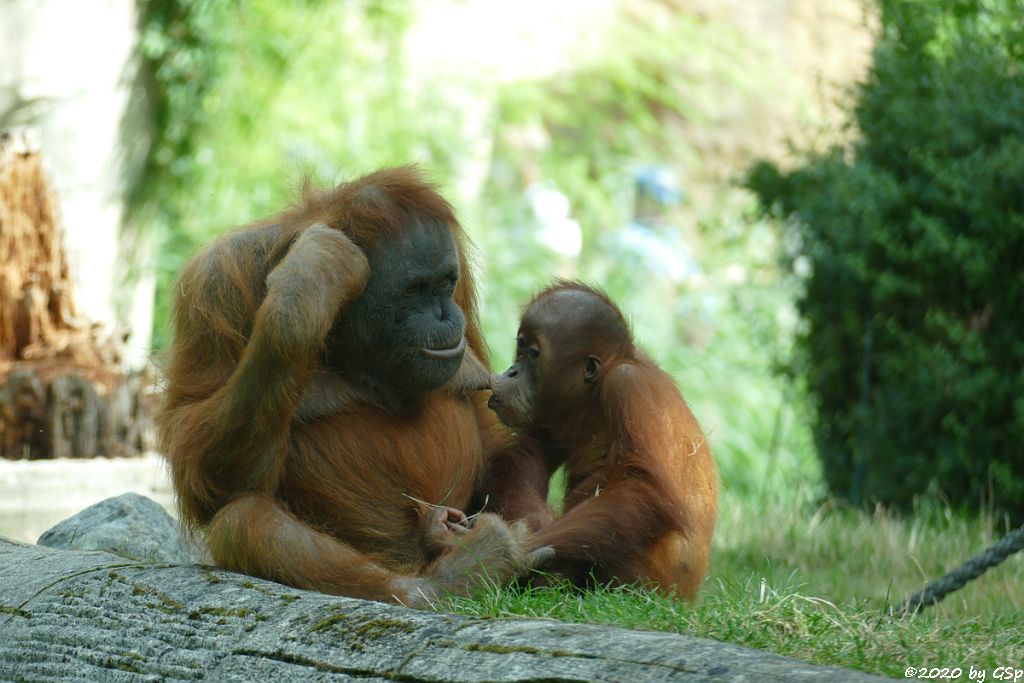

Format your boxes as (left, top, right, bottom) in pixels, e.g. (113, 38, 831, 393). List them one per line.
(529, 471, 681, 586)
(475, 434, 558, 532)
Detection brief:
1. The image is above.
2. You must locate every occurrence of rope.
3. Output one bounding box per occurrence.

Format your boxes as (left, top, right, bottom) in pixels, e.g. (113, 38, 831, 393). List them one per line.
(891, 524, 1024, 616)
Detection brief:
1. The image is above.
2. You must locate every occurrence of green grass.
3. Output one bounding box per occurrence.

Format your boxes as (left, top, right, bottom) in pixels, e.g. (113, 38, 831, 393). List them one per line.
(442, 492, 1024, 677)
(455, 202, 1023, 676)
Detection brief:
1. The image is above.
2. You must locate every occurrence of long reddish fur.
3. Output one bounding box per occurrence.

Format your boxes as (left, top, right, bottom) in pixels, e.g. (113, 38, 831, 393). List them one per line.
(481, 282, 718, 599)
(158, 167, 510, 602)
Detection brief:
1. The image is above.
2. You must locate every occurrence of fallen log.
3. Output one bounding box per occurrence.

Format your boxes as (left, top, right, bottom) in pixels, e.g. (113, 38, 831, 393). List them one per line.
(0, 538, 890, 682)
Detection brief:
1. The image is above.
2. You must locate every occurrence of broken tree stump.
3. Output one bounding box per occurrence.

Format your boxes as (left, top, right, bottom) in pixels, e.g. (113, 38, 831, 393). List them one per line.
(0, 129, 153, 459)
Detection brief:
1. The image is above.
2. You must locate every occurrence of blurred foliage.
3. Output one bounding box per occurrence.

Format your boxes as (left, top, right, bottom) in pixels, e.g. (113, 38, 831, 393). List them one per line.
(748, 0, 1024, 520)
(135, 0, 445, 349)
(485, 13, 757, 236)
(136, 0, 820, 503)
(478, 9, 816, 503)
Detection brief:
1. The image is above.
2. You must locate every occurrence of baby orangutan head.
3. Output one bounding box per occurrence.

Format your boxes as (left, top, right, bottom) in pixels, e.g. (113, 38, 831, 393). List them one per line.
(488, 281, 634, 430)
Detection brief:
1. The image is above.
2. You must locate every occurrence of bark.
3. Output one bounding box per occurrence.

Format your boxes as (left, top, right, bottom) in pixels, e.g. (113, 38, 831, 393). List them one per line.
(0, 539, 892, 682)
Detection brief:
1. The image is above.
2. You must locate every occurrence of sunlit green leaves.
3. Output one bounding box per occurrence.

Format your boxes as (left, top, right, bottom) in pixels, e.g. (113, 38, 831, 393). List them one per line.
(748, 0, 1024, 519)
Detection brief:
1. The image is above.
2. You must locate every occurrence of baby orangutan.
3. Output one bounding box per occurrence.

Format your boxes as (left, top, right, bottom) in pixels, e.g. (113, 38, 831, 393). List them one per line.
(481, 281, 718, 599)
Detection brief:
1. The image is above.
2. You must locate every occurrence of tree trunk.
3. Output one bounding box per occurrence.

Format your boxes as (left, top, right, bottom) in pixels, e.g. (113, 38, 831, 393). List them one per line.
(0, 539, 892, 682)
(0, 130, 152, 459)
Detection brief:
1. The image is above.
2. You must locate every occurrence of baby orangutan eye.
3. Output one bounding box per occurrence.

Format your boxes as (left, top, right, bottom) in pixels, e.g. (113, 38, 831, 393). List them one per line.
(528, 346, 540, 359)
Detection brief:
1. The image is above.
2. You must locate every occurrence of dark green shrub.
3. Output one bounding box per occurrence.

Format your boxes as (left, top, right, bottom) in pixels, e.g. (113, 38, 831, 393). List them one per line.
(748, 0, 1024, 520)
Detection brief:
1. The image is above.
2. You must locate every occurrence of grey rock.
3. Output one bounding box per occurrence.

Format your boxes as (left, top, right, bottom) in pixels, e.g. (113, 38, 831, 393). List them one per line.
(0, 539, 894, 682)
(36, 492, 202, 563)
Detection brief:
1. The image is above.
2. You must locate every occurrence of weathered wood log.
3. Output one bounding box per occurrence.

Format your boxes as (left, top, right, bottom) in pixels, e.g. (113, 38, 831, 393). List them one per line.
(0, 368, 46, 457)
(0, 366, 152, 459)
(0, 539, 892, 682)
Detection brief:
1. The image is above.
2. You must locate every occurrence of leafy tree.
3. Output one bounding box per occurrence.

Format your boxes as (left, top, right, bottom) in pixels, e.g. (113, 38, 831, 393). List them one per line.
(748, 0, 1024, 519)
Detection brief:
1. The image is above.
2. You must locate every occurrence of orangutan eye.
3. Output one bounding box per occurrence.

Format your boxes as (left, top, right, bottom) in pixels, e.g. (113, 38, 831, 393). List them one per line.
(528, 346, 540, 359)
(516, 336, 525, 350)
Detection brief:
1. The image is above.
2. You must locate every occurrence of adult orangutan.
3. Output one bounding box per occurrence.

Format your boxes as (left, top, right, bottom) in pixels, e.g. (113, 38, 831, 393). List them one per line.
(481, 281, 718, 599)
(158, 167, 548, 607)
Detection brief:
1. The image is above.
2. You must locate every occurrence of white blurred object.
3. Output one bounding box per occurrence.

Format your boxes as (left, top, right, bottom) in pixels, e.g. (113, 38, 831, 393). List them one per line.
(613, 223, 700, 283)
(527, 182, 583, 258)
(724, 263, 747, 285)
(794, 255, 812, 278)
(407, 0, 618, 83)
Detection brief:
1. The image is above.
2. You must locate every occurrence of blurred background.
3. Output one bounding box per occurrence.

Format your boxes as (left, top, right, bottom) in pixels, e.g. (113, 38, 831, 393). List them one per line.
(1, 0, 1022, 625)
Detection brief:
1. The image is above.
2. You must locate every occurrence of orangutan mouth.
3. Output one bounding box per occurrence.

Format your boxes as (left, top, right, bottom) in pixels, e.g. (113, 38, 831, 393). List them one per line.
(421, 336, 467, 360)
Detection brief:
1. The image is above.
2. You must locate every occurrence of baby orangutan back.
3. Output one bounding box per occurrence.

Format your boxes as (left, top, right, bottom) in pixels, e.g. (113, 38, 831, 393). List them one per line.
(482, 281, 718, 599)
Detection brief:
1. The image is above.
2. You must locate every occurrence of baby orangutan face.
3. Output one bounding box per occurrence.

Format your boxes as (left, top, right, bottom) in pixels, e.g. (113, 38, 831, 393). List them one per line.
(487, 328, 544, 429)
(488, 284, 629, 431)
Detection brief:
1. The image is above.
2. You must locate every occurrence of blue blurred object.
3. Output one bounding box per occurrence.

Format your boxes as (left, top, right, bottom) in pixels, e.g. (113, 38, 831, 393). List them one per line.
(634, 165, 683, 206)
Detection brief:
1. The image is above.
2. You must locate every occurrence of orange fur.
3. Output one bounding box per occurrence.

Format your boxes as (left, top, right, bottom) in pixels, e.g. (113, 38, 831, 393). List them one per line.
(480, 281, 718, 599)
(158, 167, 529, 606)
